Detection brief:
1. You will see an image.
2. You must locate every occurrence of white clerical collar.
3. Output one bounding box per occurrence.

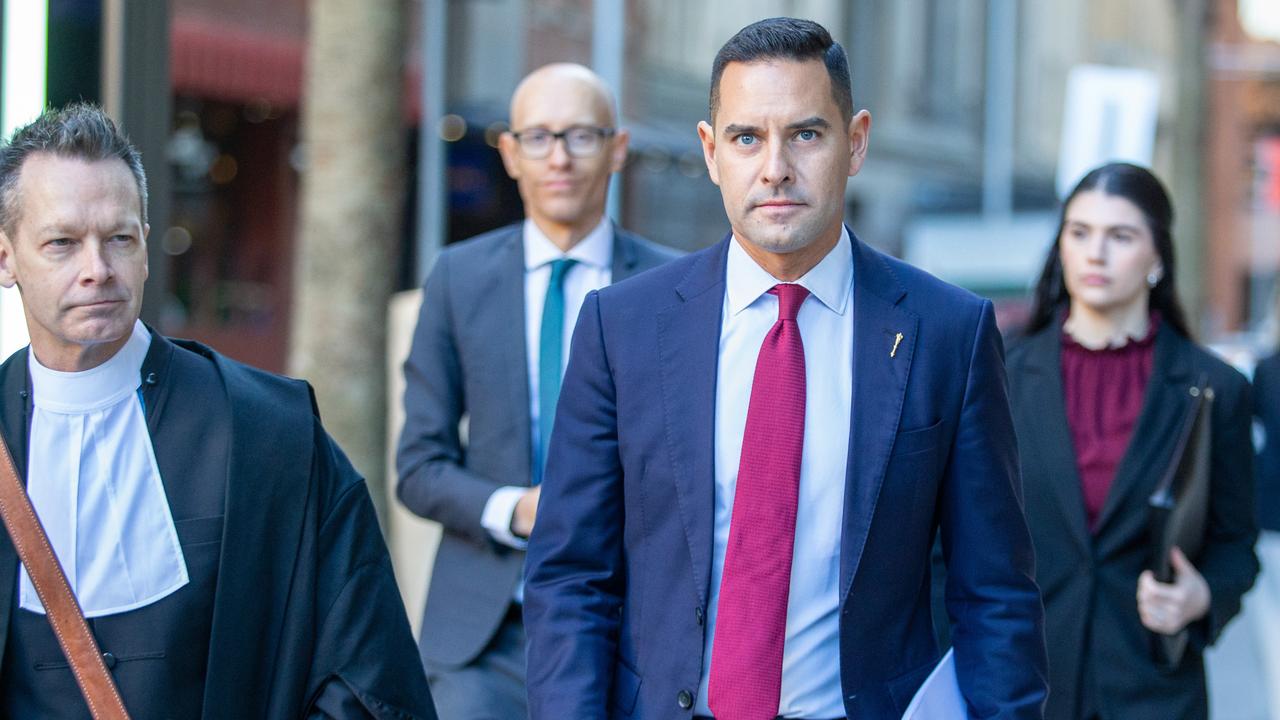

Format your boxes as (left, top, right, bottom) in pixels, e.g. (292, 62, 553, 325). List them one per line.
(29, 320, 152, 413)
(523, 216, 614, 271)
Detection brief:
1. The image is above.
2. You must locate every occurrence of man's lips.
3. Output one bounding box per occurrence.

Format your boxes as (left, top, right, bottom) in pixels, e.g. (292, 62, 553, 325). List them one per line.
(71, 299, 126, 311)
(754, 200, 806, 213)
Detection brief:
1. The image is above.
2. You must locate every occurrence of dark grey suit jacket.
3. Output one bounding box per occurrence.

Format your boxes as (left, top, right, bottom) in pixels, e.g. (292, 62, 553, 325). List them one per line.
(396, 221, 678, 669)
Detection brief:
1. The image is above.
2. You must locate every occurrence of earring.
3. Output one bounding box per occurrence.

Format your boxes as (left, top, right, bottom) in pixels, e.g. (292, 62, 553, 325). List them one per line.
(1147, 271, 1160, 288)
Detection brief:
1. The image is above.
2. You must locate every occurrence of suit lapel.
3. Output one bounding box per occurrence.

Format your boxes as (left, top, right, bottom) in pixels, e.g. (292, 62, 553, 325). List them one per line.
(1019, 327, 1092, 554)
(496, 227, 534, 484)
(1092, 325, 1194, 539)
(203, 353, 311, 718)
(657, 237, 729, 608)
(840, 237, 917, 600)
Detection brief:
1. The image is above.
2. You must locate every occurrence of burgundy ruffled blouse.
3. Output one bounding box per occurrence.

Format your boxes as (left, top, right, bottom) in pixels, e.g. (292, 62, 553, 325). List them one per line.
(1061, 316, 1159, 532)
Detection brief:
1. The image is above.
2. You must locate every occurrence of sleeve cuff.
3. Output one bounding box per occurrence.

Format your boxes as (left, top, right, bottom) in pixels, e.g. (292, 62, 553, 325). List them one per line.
(482, 486, 530, 549)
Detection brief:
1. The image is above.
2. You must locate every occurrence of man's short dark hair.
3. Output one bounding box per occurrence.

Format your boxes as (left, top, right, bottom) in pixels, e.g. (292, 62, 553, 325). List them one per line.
(0, 102, 148, 235)
(709, 17, 854, 124)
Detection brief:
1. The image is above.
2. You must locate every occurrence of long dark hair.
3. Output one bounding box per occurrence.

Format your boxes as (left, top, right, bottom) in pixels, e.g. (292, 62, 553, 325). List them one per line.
(1025, 162, 1192, 338)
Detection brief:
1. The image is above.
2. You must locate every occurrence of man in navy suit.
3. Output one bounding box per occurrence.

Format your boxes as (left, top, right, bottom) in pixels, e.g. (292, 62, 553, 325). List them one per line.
(524, 17, 1048, 720)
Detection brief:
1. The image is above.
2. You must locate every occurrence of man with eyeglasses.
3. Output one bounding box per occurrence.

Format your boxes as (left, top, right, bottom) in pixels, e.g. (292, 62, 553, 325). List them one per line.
(396, 62, 677, 718)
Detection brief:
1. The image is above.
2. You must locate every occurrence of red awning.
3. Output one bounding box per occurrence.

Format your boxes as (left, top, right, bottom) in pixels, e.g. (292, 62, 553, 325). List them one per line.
(171, 16, 305, 107)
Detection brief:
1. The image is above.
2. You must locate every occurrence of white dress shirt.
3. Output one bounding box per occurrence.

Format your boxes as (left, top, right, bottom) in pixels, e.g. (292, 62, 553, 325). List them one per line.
(696, 228, 854, 718)
(21, 320, 189, 618)
(480, 217, 614, 550)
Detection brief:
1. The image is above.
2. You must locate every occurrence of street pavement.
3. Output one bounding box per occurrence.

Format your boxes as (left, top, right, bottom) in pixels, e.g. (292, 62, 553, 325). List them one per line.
(1207, 531, 1280, 720)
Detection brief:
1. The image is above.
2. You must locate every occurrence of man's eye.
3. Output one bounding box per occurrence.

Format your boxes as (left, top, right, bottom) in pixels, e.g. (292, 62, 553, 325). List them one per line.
(525, 132, 551, 144)
(48, 238, 71, 247)
(737, 134, 757, 146)
(797, 129, 818, 141)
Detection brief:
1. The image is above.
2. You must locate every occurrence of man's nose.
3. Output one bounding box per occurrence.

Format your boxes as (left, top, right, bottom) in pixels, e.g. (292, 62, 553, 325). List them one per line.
(546, 135, 572, 168)
(760, 142, 793, 186)
(80, 241, 114, 283)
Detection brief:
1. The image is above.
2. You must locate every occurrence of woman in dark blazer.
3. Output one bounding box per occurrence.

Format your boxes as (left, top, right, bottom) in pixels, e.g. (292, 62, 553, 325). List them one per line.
(1007, 163, 1259, 719)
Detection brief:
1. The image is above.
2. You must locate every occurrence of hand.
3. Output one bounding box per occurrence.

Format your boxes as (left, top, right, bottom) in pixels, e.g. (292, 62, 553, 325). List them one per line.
(510, 485, 542, 539)
(1137, 547, 1212, 635)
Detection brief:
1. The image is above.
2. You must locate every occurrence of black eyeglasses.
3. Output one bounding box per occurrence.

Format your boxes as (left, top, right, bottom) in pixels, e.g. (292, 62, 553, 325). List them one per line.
(510, 125, 616, 159)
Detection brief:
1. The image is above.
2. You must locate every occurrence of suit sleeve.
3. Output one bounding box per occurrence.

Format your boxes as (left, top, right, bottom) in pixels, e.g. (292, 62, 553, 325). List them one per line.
(938, 300, 1049, 718)
(395, 251, 507, 547)
(1193, 370, 1259, 646)
(523, 290, 625, 719)
(305, 426, 439, 720)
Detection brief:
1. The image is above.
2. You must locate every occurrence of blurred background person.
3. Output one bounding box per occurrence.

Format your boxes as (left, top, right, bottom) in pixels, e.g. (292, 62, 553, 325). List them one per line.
(394, 63, 676, 719)
(1256, 343, 1280, 535)
(1007, 162, 1259, 720)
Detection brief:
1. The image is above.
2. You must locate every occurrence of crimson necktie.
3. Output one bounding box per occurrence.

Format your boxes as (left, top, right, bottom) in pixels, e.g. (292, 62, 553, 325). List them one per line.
(708, 283, 809, 720)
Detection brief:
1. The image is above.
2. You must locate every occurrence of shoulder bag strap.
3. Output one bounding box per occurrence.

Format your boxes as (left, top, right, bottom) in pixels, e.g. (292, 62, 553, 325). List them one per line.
(0, 436, 131, 719)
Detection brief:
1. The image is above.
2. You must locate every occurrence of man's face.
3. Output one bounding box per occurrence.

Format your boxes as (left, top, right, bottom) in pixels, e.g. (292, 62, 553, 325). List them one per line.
(0, 154, 149, 371)
(698, 59, 870, 257)
(498, 72, 628, 237)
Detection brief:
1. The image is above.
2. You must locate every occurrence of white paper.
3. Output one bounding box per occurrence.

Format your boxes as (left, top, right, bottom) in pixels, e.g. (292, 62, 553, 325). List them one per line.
(901, 648, 967, 719)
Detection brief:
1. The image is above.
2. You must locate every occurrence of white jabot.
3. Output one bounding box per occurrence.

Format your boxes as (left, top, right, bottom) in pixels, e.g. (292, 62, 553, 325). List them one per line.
(20, 320, 188, 618)
(697, 228, 855, 718)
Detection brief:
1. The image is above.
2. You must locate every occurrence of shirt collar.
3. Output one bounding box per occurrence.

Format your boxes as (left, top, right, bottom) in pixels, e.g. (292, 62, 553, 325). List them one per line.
(726, 225, 853, 317)
(29, 320, 152, 413)
(523, 216, 614, 271)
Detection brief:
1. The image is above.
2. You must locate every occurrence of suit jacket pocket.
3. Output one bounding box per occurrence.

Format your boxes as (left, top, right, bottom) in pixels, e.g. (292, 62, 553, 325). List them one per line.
(887, 657, 938, 715)
(174, 515, 224, 547)
(611, 657, 642, 716)
(892, 419, 943, 458)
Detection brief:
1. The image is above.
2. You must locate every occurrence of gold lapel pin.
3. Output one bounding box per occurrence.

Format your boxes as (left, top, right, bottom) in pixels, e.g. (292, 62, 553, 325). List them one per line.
(890, 332, 904, 358)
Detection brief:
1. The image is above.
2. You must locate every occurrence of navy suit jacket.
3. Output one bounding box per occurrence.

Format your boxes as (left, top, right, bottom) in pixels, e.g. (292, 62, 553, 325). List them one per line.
(524, 233, 1049, 719)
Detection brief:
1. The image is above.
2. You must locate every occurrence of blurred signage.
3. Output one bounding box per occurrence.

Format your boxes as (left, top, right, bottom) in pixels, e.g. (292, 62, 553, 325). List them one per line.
(1056, 65, 1160, 198)
(903, 212, 1058, 292)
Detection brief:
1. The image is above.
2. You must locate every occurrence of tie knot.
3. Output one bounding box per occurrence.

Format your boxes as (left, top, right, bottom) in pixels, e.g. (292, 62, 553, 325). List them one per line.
(769, 283, 809, 321)
(548, 258, 577, 287)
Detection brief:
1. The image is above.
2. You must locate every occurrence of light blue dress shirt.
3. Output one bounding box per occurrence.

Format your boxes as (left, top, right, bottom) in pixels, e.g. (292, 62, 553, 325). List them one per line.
(695, 228, 854, 718)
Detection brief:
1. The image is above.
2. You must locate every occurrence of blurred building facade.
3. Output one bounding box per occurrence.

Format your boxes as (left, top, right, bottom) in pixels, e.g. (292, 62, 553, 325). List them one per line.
(10, 0, 1275, 369)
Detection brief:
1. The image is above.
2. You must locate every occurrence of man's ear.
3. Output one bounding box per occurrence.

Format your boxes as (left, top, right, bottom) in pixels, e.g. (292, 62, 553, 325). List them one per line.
(697, 120, 720, 186)
(846, 109, 872, 177)
(497, 131, 522, 181)
(608, 128, 630, 174)
(0, 231, 20, 289)
(142, 222, 150, 281)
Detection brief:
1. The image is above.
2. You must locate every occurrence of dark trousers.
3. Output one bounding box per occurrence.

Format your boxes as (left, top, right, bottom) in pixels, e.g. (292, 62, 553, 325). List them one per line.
(426, 605, 526, 720)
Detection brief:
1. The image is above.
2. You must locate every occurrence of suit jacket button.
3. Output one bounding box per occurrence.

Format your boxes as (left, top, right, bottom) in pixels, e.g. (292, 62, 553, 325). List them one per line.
(677, 689, 693, 709)
(102, 652, 117, 669)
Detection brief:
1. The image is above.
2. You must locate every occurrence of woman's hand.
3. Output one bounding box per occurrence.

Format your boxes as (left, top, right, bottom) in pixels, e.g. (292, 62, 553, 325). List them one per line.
(1137, 547, 1211, 635)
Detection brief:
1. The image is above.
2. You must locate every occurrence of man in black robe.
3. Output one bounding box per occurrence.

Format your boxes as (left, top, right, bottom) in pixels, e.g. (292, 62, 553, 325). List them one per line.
(0, 104, 436, 718)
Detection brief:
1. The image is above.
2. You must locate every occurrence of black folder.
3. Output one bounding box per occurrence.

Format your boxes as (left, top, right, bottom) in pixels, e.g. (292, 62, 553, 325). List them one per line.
(1146, 376, 1212, 670)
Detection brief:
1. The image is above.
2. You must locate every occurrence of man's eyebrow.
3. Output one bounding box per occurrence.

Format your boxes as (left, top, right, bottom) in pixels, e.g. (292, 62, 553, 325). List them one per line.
(721, 123, 761, 136)
(786, 116, 830, 131)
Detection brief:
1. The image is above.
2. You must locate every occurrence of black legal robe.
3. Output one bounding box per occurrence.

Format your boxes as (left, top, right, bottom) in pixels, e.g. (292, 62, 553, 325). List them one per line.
(0, 332, 437, 719)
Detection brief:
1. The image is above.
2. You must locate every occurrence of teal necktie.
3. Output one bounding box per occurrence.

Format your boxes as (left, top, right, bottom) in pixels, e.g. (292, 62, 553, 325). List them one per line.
(536, 258, 577, 483)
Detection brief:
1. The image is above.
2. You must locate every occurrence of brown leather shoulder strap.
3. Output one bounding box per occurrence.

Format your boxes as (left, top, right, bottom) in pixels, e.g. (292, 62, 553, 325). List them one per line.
(0, 436, 131, 719)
